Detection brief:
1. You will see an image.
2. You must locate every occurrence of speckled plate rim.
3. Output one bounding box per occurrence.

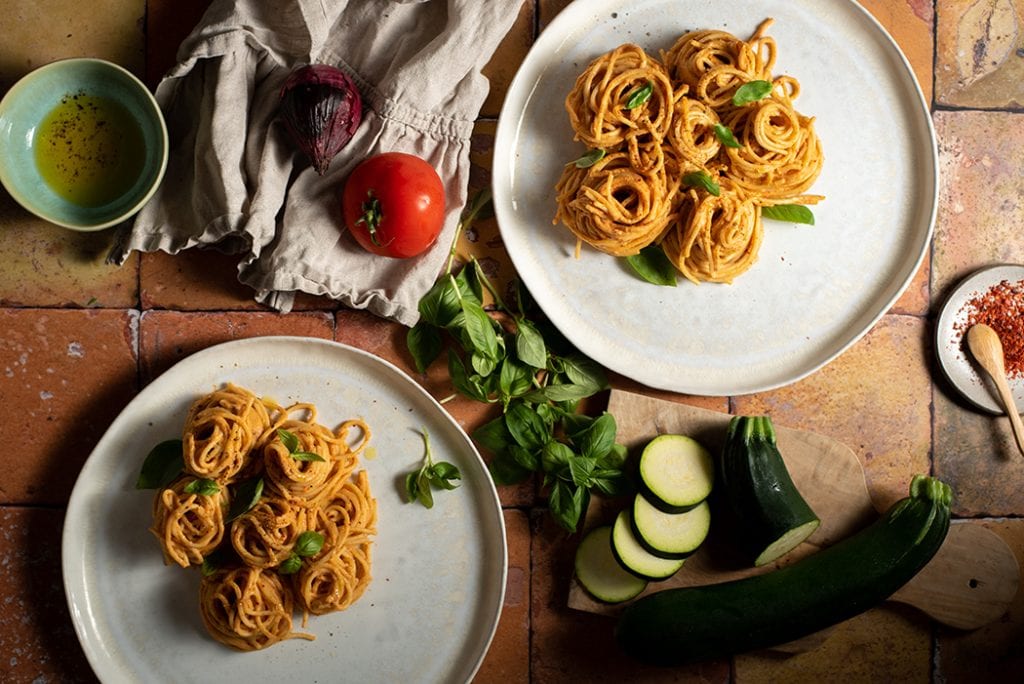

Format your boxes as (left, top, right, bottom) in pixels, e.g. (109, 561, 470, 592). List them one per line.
(492, 0, 938, 396)
(935, 264, 1024, 414)
(61, 336, 506, 684)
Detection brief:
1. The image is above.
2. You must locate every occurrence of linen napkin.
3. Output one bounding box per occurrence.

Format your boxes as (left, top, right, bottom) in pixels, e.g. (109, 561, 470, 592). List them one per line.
(110, 0, 523, 325)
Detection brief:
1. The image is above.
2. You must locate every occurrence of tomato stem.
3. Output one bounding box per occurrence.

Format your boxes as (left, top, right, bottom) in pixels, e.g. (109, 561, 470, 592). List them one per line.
(356, 193, 392, 247)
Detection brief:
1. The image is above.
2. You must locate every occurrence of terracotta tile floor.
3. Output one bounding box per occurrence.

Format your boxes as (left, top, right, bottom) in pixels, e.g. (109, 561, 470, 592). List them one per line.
(2, 1, 1024, 682)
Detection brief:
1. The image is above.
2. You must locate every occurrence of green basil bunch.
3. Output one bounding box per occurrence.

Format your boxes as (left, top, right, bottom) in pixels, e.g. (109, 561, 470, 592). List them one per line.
(406, 194, 630, 531)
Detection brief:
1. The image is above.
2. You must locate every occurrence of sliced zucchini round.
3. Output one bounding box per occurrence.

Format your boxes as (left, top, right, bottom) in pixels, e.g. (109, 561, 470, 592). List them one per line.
(575, 525, 647, 604)
(639, 434, 713, 512)
(632, 494, 711, 559)
(611, 509, 686, 581)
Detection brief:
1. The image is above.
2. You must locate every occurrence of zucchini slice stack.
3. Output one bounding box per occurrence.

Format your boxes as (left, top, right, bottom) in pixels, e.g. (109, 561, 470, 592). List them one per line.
(576, 434, 713, 602)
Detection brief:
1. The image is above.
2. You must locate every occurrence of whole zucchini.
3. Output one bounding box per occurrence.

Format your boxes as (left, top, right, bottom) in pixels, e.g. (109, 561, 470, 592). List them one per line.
(718, 415, 820, 566)
(615, 475, 952, 666)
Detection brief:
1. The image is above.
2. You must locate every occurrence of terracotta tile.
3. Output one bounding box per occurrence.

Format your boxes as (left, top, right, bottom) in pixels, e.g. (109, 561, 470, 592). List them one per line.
(890, 255, 931, 317)
(0, 507, 94, 683)
(935, 0, 1024, 108)
(0, 195, 139, 308)
(860, 0, 935, 104)
(0, 0, 144, 88)
(733, 314, 932, 513)
(530, 511, 729, 682)
(932, 110, 1024, 301)
(936, 518, 1024, 680)
(481, 1, 536, 119)
(0, 309, 138, 505)
(934, 378, 1024, 515)
(140, 249, 334, 311)
(138, 310, 333, 383)
(475, 509, 531, 683)
(735, 605, 932, 681)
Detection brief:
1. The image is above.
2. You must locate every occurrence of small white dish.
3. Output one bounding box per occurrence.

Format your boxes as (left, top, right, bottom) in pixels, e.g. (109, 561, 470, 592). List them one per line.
(935, 264, 1024, 414)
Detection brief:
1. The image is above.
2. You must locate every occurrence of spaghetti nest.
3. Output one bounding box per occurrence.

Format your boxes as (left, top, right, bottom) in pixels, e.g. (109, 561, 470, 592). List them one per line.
(147, 384, 377, 651)
(554, 18, 824, 282)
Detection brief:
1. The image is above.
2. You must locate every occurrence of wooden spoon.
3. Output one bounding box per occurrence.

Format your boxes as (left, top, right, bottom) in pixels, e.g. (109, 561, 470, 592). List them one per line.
(966, 323, 1024, 456)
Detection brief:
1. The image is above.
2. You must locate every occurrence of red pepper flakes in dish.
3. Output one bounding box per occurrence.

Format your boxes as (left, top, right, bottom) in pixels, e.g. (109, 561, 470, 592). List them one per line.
(956, 279, 1024, 378)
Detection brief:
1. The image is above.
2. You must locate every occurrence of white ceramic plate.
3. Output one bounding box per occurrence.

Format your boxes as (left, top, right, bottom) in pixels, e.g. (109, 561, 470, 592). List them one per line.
(935, 265, 1024, 414)
(493, 0, 937, 395)
(62, 337, 506, 684)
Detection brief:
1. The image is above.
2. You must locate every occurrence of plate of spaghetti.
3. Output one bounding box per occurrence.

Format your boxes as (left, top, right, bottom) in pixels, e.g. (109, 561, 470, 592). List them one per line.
(493, 0, 937, 395)
(62, 337, 506, 683)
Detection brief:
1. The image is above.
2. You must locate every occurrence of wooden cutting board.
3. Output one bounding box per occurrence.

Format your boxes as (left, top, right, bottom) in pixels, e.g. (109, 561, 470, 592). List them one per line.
(567, 390, 1020, 647)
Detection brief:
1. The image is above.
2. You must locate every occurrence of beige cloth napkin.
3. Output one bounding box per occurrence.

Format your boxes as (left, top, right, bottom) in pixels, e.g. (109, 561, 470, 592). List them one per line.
(111, 0, 523, 325)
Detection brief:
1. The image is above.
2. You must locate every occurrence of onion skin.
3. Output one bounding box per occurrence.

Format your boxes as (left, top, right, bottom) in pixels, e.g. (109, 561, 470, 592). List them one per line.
(279, 64, 362, 175)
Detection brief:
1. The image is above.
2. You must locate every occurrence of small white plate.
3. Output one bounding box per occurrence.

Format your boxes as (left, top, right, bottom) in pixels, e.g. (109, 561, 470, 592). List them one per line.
(62, 336, 506, 684)
(493, 0, 937, 395)
(935, 265, 1024, 414)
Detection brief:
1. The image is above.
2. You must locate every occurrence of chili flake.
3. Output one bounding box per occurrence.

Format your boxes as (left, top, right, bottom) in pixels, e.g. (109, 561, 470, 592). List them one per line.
(956, 278, 1024, 378)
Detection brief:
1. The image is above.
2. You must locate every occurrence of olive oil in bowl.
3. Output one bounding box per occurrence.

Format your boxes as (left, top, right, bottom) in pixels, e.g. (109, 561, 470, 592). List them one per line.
(34, 90, 146, 208)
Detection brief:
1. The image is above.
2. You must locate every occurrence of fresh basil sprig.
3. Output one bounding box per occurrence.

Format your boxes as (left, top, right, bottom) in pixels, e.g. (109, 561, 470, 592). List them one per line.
(713, 123, 742, 149)
(732, 79, 773, 106)
(761, 204, 816, 225)
(407, 191, 631, 532)
(277, 428, 324, 462)
(278, 530, 326, 575)
(184, 478, 220, 496)
(405, 429, 462, 509)
(136, 439, 184, 489)
(624, 81, 653, 109)
(571, 149, 606, 169)
(625, 244, 677, 287)
(226, 477, 264, 522)
(682, 170, 721, 197)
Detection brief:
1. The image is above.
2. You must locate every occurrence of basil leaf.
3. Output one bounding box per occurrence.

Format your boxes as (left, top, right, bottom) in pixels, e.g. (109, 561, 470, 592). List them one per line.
(201, 546, 232, 577)
(471, 351, 499, 378)
(430, 461, 462, 489)
(407, 321, 443, 374)
(600, 443, 629, 469)
(418, 278, 461, 327)
(454, 266, 484, 306)
(624, 81, 653, 109)
(294, 530, 325, 557)
(505, 402, 551, 450)
(291, 450, 326, 462)
(416, 471, 435, 509)
(682, 171, 721, 197)
(560, 355, 608, 392)
(549, 480, 590, 532)
(713, 123, 742, 148)
(498, 357, 534, 401)
(448, 349, 491, 403)
(227, 477, 264, 522)
(460, 299, 499, 361)
(523, 382, 597, 404)
(407, 470, 429, 505)
(277, 429, 300, 453)
(625, 244, 677, 287)
(541, 440, 575, 474)
(568, 455, 598, 488)
(488, 451, 533, 486)
(184, 478, 220, 496)
(514, 318, 548, 368)
(473, 416, 514, 454)
(571, 149, 605, 169)
(136, 439, 184, 490)
(761, 204, 816, 225)
(278, 553, 302, 575)
(509, 443, 540, 472)
(576, 412, 617, 460)
(732, 79, 773, 106)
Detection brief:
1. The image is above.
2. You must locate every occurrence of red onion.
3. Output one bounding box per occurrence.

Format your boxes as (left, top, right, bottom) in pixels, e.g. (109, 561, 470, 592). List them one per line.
(279, 64, 363, 175)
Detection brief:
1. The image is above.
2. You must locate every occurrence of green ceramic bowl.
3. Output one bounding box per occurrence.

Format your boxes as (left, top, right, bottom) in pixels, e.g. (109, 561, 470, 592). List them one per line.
(0, 58, 168, 231)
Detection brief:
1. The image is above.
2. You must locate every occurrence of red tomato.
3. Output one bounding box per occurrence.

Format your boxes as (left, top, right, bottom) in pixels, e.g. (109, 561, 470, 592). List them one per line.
(341, 152, 446, 258)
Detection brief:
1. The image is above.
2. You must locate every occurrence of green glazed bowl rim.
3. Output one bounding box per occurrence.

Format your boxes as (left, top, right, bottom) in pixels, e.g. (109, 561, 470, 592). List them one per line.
(0, 57, 169, 231)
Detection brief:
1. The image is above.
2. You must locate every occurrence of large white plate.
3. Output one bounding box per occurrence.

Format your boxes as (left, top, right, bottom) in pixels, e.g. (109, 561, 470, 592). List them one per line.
(493, 0, 937, 395)
(62, 337, 506, 684)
